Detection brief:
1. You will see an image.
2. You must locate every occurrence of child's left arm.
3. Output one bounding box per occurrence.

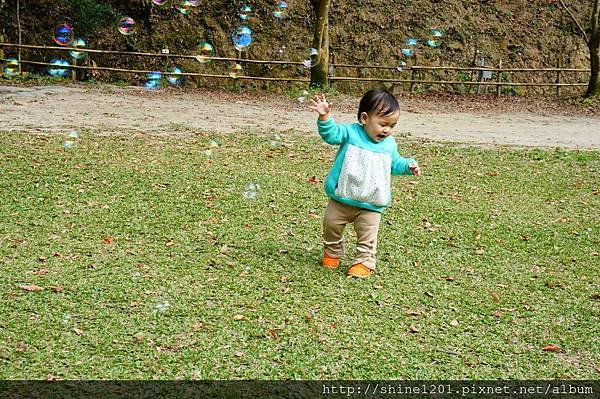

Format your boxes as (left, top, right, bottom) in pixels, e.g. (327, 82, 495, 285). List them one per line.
(391, 149, 420, 176)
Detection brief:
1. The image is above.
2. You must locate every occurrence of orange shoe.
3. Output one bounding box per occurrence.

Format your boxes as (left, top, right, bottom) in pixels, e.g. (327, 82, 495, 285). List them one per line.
(347, 263, 372, 278)
(322, 253, 341, 269)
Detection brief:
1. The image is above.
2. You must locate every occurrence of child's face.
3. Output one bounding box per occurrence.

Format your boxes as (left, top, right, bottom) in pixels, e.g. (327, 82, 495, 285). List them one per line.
(359, 110, 400, 143)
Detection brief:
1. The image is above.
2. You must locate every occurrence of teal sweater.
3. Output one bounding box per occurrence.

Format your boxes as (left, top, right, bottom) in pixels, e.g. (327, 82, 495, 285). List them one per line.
(317, 117, 416, 213)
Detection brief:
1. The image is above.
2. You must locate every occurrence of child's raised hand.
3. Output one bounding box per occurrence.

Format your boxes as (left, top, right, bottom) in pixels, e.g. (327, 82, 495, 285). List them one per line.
(409, 162, 421, 176)
(308, 94, 333, 118)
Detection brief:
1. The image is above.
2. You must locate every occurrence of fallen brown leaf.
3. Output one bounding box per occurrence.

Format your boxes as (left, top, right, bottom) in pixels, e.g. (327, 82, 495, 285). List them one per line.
(18, 284, 44, 292)
(102, 236, 115, 244)
(48, 286, 64, 293)
(491, 292, 501, 303)
(408, 324, 419, 333)
(234, 351, 244, 357)
(542, 344, 561, 352)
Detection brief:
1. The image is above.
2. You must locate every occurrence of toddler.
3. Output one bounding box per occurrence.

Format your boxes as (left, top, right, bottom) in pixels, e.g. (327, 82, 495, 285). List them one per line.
(308, 88, 420, 278)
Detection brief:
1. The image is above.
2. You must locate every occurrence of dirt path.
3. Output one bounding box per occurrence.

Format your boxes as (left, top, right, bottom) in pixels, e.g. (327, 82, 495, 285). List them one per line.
(1, 84, 598, 149)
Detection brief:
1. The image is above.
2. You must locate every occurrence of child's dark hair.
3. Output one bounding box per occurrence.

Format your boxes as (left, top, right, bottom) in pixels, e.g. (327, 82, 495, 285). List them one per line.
(357, 88, 399, 121)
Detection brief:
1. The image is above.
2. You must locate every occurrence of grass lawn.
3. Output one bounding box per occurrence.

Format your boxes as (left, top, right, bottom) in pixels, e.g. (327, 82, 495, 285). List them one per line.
(1, 129, 599, 380)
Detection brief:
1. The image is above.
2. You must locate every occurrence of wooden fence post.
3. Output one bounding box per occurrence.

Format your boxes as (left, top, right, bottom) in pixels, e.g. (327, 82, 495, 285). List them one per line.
(495, 60, 503, 96)
(556, 70, 561, 96)
(409, 68, 416, 93)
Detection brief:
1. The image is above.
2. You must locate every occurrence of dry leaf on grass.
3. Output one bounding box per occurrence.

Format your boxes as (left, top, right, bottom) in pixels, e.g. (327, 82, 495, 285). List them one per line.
(542, 344, 561, 352)
(18, 284, 44, 291)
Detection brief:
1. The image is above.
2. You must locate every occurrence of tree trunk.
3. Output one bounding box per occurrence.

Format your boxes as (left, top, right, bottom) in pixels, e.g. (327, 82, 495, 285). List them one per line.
(310, 0, 330, 88)
(586, 0, 600, 97)
(588, 36, 600, 96)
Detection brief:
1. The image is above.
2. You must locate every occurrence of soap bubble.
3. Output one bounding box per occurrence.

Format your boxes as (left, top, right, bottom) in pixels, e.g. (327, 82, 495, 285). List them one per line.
(152, 0, 167, 4)
(144, 71, 162, 89)
(62, 312, 72, 326)
(53, 24, 74, 46)
(242, 181, 261, 199)
(405, 38, 418, 46)
(302, 48, 319, 67)
(63, 130, 80, 150)
(195, 41, 215, 64)
(232, 25, 253, 51)
(202, 149, 213, 159)
(401, 48, 414, 57)
(69, 38, 88, 60)
(117, 17, 136, 35)
(270, 133, 282, 147)
(396, 61, 407, 72)
(229, 63, 243, 78)
(426, 29, 443, 47)
(177, 0, 197, 14)
(273, 1, 289, 19)
(48, 58, 70, 77)
(154, 300, 170, 314)
(239, 5, 254, 21)
(167, 66, 184, 85)
(2, 58, 19, 77)
(275, 45, 287, 58)
(297, 90, 309, 103)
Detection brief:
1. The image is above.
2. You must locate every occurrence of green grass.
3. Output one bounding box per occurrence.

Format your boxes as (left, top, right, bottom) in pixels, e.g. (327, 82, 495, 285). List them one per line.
(1, 130, 599, 379)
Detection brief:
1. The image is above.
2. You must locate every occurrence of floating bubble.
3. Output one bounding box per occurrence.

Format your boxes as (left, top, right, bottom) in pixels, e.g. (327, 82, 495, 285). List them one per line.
(63, 130, 80, 150)
(209, 139, 220, 147)
(273, 1, 289, 19)
(48, 58, 70, 77)
(302, 48, 319, 67)
(202, 149, 213, 158)
(232, 25, 253, 51)
(242, 181, 261, 200)
(297, 90, 309, 103)
(177, 0, 196, 14)
(69, 38, 88, 60)
(229, 63, 243, 79)
(154, 300, 170, 314)
(118, 17, 136, 35)
(239, 5, 254, 21)
(405, 38, 418, 46)
(144, 71, 162, 89)
(53, 24, 74, 46)
(195, 41, 215, 64)
(2, 58, 19, 77)
(62, 312, 72, 326)
(68, 130, 80, 139)
(426, 29, 443, 47)
(276, 46, 287, 57)
(167, 66, 184, 85)
(401, 48, 414, 57)
(152, 0, 167, 4)
(270, 133, 282, 147)
(396, 61, 407, 72)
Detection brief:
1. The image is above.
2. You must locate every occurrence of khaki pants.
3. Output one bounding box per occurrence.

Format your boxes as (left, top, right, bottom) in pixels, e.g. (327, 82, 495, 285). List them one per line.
(323, 199, 382, 270)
